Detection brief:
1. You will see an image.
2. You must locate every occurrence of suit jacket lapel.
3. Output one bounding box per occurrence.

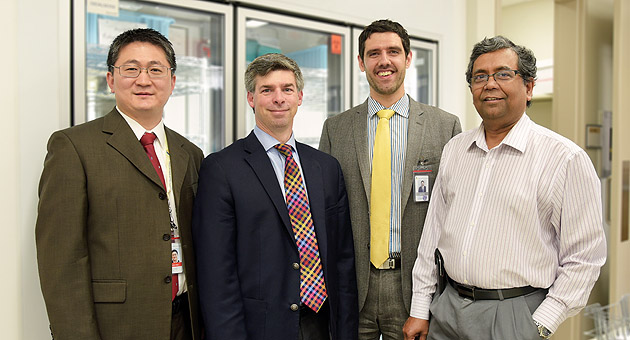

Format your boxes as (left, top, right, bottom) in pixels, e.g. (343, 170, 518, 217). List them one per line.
(353, 102, 371, 205)
(243, 133, 294, 241)
(103, 109, 164, 190)
(165, 128, 189, 207)
(401, 99, 426, 215)
(297, 144, 328, 264)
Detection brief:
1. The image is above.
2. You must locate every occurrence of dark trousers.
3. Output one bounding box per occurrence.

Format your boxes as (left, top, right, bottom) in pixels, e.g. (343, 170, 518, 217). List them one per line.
(171, 293, 193, 340)
(299, 300, 330, 340)
(428, 283, 547, 340)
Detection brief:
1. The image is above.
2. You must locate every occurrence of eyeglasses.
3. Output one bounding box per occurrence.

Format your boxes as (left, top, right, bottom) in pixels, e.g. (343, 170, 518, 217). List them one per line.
(110, 64, 173, 78)
(470, 69, 521, 87)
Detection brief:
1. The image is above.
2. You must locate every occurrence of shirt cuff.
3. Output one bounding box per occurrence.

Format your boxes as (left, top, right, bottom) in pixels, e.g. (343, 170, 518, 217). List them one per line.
(409, 294, 432, 320)
(532, 297, 569, 333)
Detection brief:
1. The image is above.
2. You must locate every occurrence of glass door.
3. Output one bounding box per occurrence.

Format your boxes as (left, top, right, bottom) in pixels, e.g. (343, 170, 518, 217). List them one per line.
(351, 27, 438, 107)
(236, 8, 351, 148)
(73, 0, 233, 154)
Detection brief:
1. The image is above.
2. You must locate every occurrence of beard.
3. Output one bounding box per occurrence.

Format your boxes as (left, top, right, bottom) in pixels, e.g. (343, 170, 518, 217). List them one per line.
(365, 69, 406, 96)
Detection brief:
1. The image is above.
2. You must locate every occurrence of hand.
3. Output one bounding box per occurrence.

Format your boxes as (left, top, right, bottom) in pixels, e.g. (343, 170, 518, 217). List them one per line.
(403, 316, 429, 340)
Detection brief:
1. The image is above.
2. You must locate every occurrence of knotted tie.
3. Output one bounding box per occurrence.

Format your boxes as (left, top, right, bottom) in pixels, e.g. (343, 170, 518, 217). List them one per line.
(274, 144, 327, 312)
(370, 109, 395, 268)
(140, 132, 178, 300)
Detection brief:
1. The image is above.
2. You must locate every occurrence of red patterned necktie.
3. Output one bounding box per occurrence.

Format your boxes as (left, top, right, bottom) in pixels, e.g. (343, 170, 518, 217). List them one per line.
(274, 144, 327, 312)
(140, 132, 178, 301)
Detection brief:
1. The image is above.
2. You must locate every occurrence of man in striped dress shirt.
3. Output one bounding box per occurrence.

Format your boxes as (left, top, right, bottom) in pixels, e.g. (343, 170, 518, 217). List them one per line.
(403, 36, 606, 340)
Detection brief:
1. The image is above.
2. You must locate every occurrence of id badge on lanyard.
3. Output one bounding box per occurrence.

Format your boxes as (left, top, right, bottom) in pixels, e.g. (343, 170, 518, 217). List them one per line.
(163, 136, 183, 275)
(172, 243, 183, 274)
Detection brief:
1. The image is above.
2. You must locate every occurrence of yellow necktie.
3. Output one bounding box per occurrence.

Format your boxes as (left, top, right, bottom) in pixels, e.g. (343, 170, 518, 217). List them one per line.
(370, 109, 395, 268)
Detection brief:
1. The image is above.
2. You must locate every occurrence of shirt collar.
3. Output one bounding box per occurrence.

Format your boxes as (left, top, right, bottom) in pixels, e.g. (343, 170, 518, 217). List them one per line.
(500, 113, 531, 153)
(470, 113, 530, 153)
(367, 94, 410, 118)
(116, 106, 166, 148)
(253, 125, 297, 152)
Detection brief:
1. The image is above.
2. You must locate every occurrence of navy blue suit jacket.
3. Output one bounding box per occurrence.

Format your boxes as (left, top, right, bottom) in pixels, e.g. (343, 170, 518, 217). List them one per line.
(192, 132, 358, 340)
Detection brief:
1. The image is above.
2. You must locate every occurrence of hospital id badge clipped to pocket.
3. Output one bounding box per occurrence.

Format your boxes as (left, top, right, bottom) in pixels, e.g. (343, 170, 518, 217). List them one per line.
(413, 164, 432, 202)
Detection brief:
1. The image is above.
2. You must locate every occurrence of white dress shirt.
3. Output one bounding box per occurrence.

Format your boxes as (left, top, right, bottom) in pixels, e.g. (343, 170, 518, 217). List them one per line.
(117, 107, 187, 295)
(409, 114, 606, 332)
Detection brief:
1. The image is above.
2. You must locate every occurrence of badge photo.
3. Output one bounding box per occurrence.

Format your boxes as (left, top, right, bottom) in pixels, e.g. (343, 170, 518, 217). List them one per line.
(414, 174, 430, 202)
(172, 243, 183, 274)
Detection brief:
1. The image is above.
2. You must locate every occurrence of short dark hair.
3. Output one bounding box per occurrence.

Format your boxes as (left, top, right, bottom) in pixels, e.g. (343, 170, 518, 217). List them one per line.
(466, 36, 537, 107)
(358, 19, 410, 61)
(245, 53, 304, 93)
(107, 28, 176, 74)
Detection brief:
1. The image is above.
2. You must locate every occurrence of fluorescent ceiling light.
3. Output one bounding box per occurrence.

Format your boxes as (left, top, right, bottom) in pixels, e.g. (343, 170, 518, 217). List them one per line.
(247, 20, 268, 28)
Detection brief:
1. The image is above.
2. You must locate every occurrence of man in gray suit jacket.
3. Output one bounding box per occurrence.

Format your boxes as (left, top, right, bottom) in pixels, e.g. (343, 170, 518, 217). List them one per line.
(319, 19, 461, 340)
(36, 28, 203, 340)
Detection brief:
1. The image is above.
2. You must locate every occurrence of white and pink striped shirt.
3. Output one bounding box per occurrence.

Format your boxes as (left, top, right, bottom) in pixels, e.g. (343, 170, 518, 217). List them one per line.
(409, 114, 606, 332)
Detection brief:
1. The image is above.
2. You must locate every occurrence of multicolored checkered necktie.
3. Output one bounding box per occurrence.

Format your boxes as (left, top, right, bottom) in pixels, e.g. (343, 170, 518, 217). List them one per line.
(274, 143, 327, 312)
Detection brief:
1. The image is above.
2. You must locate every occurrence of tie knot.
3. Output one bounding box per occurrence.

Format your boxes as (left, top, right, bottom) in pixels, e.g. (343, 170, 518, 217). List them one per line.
(274, 143, 293, 158)
(377, 109, 395, 120)
(140, 132, 157, 147)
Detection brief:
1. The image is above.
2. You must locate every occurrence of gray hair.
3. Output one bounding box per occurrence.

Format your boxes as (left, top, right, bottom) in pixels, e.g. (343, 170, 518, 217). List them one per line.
(466, 36, 537, 106)
(245, 53, 304, 93)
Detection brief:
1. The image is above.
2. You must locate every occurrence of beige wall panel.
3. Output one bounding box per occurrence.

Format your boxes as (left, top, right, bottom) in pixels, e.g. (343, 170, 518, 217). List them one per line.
(609, 0, 630, 305)
(552, 0, 614, 338)
(464, 0, 500, 130)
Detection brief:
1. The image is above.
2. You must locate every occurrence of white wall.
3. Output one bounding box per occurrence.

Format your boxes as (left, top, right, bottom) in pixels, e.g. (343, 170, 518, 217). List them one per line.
(2, 0, 21, 339)
(8, 0, 71, 339)
(6, 0, 468, 338)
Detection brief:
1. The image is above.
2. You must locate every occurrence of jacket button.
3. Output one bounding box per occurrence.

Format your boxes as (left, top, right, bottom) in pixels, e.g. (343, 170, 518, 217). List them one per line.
(290, 304, 299, 311)
(159, 192, 166, 200)
(292, 263, 300, 270)
(367, 243, 370, 249)
(163, 234, 171, 241)
(164, 276, 172, 284)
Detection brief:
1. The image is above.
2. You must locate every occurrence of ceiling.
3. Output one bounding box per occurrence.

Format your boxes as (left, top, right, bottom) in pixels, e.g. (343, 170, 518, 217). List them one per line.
(501, 0, 540, 7)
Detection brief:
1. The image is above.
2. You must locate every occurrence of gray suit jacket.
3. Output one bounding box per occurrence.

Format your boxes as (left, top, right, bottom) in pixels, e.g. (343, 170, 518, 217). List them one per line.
(36, 109, 204, 340)
(319, 97, 461, 312)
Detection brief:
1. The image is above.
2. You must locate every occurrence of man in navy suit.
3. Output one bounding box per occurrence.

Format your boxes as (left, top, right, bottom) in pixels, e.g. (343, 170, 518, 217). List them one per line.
(192, 53, 358, 340)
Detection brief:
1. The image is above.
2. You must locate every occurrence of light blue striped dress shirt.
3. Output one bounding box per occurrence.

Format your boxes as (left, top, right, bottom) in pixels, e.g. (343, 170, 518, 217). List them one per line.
(367, 95, 409, 258)
(253, 126, 309, 200)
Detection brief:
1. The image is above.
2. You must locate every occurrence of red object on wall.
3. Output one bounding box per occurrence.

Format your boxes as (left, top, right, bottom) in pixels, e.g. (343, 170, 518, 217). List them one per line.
(330, 34, 341, 55)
